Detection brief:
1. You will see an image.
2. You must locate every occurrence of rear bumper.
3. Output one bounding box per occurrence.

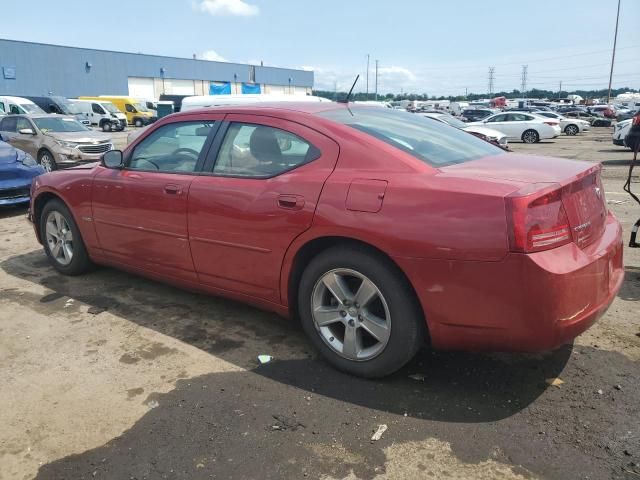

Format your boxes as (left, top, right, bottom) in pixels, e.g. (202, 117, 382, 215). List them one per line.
(394, 213, 624, 352)
(613, 138, 625, 146)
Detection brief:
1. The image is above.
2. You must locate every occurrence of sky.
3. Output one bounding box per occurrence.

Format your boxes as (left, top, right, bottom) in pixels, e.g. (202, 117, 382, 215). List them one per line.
(1, 0, 639, 96)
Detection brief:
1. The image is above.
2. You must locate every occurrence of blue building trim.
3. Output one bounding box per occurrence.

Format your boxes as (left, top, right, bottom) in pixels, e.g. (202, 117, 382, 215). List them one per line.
(0, 39, 313, 97)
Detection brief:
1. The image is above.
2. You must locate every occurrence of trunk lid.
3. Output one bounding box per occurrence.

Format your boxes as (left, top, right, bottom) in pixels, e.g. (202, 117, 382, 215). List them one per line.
(441, 154, 607, 250)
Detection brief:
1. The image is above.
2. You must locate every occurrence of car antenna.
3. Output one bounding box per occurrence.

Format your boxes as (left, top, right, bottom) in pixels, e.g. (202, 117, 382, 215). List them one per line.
(339, 74, 360, 104)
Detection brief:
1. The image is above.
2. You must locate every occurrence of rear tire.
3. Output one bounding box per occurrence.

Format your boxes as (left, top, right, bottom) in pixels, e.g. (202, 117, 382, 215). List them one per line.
(522, 129, 539, 144)
(564, 124, 579, 136)
(298, 246, 424, 378)
(39, 199, 92, 276)
(37, 149, 57, 172)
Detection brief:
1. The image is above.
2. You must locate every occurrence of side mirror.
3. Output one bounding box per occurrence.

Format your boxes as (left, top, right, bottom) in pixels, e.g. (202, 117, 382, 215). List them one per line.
(102, 150, 124, 169)
(19, 128, 35, 135)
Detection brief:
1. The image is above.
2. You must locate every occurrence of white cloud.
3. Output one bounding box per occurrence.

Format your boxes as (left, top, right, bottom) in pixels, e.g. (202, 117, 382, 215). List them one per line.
(378, 66, 416, 82)
(195, 0, 259, 16)
(200, 49, 227, 62)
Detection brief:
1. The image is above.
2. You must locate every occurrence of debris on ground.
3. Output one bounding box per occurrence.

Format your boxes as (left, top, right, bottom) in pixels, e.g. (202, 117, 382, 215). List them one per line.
(545, 378, 565, 387)
(270, 414, 305, 432)
(64, 299, 74, 308)
(87, 306, 107, 315)
(257, 355, 273, 364)
(371, 424, 388, 442)
(147, 400, 159, 409)
(597, 389, 603, 395)
(408, 373, 426, 381)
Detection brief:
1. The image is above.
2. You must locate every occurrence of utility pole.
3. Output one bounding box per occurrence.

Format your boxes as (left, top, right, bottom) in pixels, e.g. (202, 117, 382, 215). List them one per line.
(465, 87, 468, 99)
(607, 0, 621, 105)
(488, 67, 495, 98)
(374, 59, 379, 101)
(520, 65, 528, 101)
(366, 54, 370, 99)
(558, 81, 562, 100)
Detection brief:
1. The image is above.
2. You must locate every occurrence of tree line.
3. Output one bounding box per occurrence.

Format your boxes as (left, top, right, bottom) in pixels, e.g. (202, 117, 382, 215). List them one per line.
(313, 87, 639, 103)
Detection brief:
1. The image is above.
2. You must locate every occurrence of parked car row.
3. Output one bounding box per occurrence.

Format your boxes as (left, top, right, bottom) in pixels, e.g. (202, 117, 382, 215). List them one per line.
(0, 114, 113, 172)
(0, 95, 157, 132)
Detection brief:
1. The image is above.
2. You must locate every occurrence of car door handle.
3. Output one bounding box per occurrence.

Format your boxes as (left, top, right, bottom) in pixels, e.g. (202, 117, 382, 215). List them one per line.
(278, 194, 304, 210)
(164, 184, 182, 195)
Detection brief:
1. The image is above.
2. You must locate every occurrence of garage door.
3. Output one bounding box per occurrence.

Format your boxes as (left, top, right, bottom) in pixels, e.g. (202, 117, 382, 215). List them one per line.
(128, 77, 155, 99)
(164, 79, 195, 95)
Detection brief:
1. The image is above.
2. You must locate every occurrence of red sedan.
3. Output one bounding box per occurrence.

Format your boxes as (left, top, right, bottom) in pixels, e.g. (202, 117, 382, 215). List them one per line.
(29, 103, 624, 377)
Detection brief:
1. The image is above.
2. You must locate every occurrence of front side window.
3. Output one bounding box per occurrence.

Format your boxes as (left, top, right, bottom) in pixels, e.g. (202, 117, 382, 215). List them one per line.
(16, 117, 33, 131)
(92, 103, 105, 114)
(213, 123, 319, 177)
(319, 107, 503, 167)
(128, 121, 214, 173)
(125, 104, 136, 113)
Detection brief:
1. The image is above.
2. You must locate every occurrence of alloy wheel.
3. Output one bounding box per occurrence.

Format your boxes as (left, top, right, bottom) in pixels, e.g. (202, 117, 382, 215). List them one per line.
(311, 268, 391, 361)
(40, 153, 54, 172)
(565, 125, 578, 135)
(45, 211, 74, 266)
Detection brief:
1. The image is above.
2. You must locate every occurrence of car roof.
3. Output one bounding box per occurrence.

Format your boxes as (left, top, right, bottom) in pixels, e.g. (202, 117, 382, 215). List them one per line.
(168, 101, 354, 118)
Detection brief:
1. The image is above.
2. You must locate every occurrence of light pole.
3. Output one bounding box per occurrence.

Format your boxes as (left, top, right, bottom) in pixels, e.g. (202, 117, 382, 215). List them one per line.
(607, 0, 621, 105)
(365, 54, 370, 99)
(374, 59, 379, 101)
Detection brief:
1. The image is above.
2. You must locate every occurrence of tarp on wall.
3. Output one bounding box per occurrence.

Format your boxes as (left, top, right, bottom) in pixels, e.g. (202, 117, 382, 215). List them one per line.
(209, 82, 231, 95)
(241, 83, 261, 94)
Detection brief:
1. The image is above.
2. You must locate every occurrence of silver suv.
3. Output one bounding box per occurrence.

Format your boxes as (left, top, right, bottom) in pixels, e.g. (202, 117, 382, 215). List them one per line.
(0, 114, 112, 172)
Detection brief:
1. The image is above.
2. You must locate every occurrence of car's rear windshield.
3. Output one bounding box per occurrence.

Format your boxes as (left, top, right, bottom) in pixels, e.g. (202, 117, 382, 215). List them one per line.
(318, 107, 503, 166)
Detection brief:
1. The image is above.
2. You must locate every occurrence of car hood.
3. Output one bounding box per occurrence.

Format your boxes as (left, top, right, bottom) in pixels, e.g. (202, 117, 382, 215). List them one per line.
(440, 153, 597, 185)
(462, 125, 506, 138)
(45, 132, 112, 143)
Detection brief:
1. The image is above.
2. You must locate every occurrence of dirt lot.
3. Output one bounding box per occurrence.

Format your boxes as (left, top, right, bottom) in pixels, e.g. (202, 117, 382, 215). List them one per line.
(1, 128, 639, 480)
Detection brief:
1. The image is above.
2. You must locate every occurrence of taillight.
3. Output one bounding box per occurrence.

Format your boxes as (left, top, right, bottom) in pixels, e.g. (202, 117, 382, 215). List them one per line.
(543, 121, 559, 126)
(505, 184, 572, 253)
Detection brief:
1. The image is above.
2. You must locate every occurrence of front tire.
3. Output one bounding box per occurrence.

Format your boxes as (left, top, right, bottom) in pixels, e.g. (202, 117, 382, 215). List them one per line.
(134, 118, 143, 127)
(102, 121, 113, 132)
(564, 124, 579, 136)
(522, 129, 539, 144)
(37, 150, 57, 172)
(298, 246, 424, 378)
(40, 199, 92, 275)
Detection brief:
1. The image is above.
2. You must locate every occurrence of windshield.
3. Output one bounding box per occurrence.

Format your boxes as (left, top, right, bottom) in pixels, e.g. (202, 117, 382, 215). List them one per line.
(33, 117, 89, 133)
(134, 102, 149, 112)
(319, 107, 503, 167)
(21, 103, 45, 114)
(101, 102, 120, 114)
(59, 101, 82, 115)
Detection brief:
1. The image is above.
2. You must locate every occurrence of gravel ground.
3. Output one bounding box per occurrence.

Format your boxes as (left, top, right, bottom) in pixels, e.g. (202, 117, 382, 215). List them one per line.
(0, 127, 638, 480)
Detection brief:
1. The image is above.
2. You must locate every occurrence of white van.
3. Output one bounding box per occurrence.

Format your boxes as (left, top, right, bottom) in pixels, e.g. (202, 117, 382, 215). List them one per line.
(450, 102, 469, 116)
(180, 94, 331, 112)
(0, 96, 45, 115)
(69, 99, 127, 132)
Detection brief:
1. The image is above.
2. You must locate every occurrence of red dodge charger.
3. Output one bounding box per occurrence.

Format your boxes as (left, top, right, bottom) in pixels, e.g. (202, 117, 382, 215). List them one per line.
(29, 103, 624, 377)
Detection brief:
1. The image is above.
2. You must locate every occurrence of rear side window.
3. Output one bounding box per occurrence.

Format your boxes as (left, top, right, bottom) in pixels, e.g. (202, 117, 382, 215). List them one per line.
(213, 123, 320, 177)
(319, 107, 503, 167)
(0, 117, 18, 132)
